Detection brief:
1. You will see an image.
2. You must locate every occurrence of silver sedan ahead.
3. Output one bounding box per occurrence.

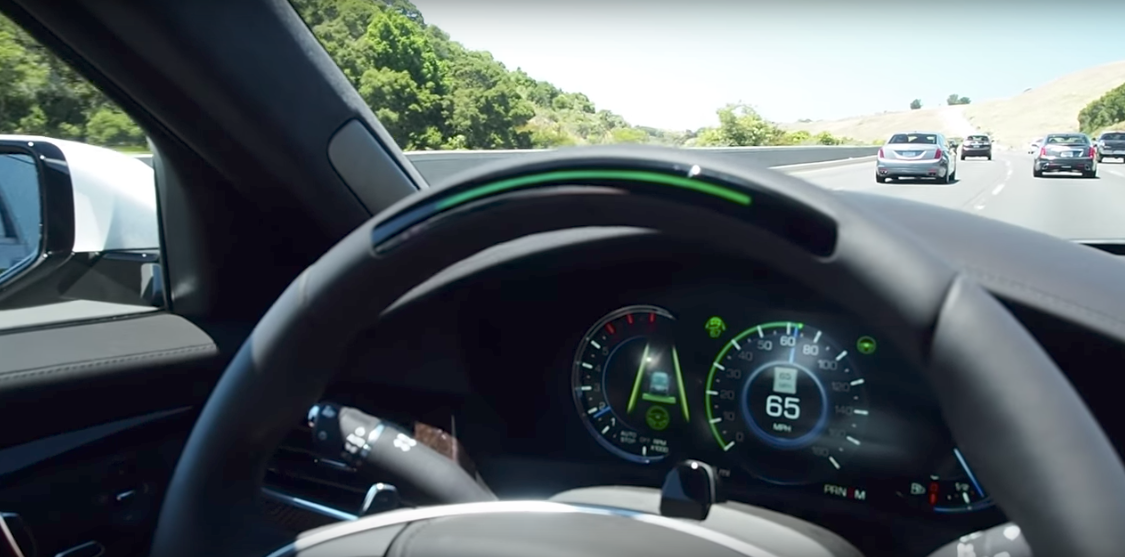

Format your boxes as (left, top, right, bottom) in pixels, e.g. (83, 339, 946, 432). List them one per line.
(875, 132, 958, 184)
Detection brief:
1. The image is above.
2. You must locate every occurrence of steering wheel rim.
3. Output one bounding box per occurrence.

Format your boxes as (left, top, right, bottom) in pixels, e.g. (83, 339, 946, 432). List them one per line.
(151, 145, 1125, 557)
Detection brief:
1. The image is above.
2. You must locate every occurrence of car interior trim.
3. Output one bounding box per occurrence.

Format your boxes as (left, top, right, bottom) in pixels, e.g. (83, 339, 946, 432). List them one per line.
(326, 119, 422, 211)
(260, 488, 358, 523)
(0, 406, 190, 477)
(0, 313, 217, 389)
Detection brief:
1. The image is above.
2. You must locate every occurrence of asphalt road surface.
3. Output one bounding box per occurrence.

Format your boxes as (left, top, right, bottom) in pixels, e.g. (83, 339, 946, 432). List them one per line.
(787, 150, 1125, 241)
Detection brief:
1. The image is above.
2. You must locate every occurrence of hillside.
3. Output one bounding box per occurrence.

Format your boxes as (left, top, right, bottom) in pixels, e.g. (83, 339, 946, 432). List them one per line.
(965, 60, 1125, 146)
(784, 60, 1125, 146)
(783, 108, 950, 143)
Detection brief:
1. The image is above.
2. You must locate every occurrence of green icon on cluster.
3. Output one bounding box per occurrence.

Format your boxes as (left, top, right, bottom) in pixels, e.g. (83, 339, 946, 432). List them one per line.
(646, 405, 671, 431)
(857, 336, 877, 355)
(705, 316, 727, 338)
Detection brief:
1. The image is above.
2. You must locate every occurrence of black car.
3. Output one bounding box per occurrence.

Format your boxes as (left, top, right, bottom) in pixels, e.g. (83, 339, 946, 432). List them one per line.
(1096, 131, 1125, 163)
(1033, 133, 1098, 178)
(960, 134, 992, 160)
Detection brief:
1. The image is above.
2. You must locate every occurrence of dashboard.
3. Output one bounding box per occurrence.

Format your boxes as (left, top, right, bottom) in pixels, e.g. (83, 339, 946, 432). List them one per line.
(321, 228, 1048, 554)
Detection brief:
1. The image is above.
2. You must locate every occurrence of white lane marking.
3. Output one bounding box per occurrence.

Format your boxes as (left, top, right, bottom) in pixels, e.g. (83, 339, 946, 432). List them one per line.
(992, 159, 1013, 195)
(974, 203, 986, 211)
(1108, 168, 1125, 179)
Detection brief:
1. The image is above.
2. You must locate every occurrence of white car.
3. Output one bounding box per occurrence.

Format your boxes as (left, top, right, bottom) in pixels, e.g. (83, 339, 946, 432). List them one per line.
(1028, 137, 1044, 154)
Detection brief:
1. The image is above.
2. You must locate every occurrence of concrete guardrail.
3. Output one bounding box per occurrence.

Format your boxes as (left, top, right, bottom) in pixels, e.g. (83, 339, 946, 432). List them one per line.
(131, 146, 879, 183)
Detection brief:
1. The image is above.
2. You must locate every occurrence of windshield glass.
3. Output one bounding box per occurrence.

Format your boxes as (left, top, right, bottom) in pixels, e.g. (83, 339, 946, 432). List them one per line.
(1102, 133, 1125, 140)
(288, 1, 1125, 241)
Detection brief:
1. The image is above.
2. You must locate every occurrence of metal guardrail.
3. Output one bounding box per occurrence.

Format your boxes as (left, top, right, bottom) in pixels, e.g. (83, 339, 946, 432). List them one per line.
(130, 146, 880, 183)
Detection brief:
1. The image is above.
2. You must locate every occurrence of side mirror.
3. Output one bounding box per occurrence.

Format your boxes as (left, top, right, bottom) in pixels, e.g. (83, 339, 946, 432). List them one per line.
(0, 137, 163, 312)
(0, 139, 76, 307)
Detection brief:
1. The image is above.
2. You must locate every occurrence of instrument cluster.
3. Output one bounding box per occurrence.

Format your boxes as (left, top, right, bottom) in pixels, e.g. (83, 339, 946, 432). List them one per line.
(569, 301, 993, 516)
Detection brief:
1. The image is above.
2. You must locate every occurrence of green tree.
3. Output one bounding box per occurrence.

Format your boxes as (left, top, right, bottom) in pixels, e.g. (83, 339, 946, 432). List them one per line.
(694, 104, 786, 147)
(441, 46, 535, 149)
(910, 99, 922, 110)
(86, 106, 145, 146)
(0, 14, 146, 148)
(1079, 83, 1125, 134)
(351, 8, 447, 149)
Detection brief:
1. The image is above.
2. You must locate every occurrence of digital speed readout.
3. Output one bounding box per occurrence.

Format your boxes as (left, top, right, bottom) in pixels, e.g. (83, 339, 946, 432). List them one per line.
(705, 321, 869, 484)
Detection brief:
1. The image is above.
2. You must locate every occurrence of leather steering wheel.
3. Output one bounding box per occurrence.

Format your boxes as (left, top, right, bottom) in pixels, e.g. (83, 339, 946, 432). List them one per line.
(149, 146, 1125, 557)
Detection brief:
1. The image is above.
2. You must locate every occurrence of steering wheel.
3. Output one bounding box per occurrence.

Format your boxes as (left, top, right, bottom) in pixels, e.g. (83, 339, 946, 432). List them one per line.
(149, 146, 1125, 557)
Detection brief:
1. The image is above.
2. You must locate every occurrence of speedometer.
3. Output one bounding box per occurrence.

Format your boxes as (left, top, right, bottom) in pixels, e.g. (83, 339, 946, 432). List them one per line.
(572, 305, 689, 464)
(705, 321, 869, 484)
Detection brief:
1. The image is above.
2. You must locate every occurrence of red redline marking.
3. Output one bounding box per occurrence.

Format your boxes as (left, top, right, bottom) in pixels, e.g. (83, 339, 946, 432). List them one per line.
(605, 323, 616, 334)
(649, 313, 656, 323)
(626, 314, 634, 325)
(928, 482, 939, 506)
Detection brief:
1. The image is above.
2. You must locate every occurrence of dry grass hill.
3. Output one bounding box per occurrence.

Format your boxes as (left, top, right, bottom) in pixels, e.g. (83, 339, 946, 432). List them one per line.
(783, 60, 1125, 147)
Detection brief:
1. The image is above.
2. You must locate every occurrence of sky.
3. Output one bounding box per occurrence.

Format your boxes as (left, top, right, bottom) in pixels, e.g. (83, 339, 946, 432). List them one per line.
(411, 0, 1125, 131)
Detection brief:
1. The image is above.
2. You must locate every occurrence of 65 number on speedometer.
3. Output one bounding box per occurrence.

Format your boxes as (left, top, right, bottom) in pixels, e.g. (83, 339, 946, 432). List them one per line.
(705, 322, 869, 484)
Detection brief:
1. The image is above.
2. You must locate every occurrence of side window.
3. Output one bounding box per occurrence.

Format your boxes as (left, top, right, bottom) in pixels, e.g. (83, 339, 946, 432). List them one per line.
(0, 14, 164, 330)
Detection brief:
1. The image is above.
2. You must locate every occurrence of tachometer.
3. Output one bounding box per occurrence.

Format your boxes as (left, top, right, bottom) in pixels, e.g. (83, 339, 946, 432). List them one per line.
(572, 305, 689, 464)
(705, 321, 869, 484)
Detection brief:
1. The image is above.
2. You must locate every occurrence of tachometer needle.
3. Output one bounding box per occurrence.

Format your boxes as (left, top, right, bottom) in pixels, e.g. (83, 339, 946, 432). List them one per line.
(626, 343, 650, 414)
(954, 448, 986, 497)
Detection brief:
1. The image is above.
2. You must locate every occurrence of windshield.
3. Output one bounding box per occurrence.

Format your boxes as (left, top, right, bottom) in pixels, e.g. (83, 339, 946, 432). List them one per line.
(287, 3, 1125, 240)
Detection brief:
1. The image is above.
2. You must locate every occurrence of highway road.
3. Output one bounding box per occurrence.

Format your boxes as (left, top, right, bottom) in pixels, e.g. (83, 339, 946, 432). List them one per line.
(787, 150, 1125, 241)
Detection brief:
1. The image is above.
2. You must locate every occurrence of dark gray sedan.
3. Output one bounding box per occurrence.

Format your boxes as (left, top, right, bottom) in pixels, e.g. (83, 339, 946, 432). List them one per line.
(1033, 133, 1097, 178)
(960, 134, 992, 160)
(1096, 131, 1125, 163)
